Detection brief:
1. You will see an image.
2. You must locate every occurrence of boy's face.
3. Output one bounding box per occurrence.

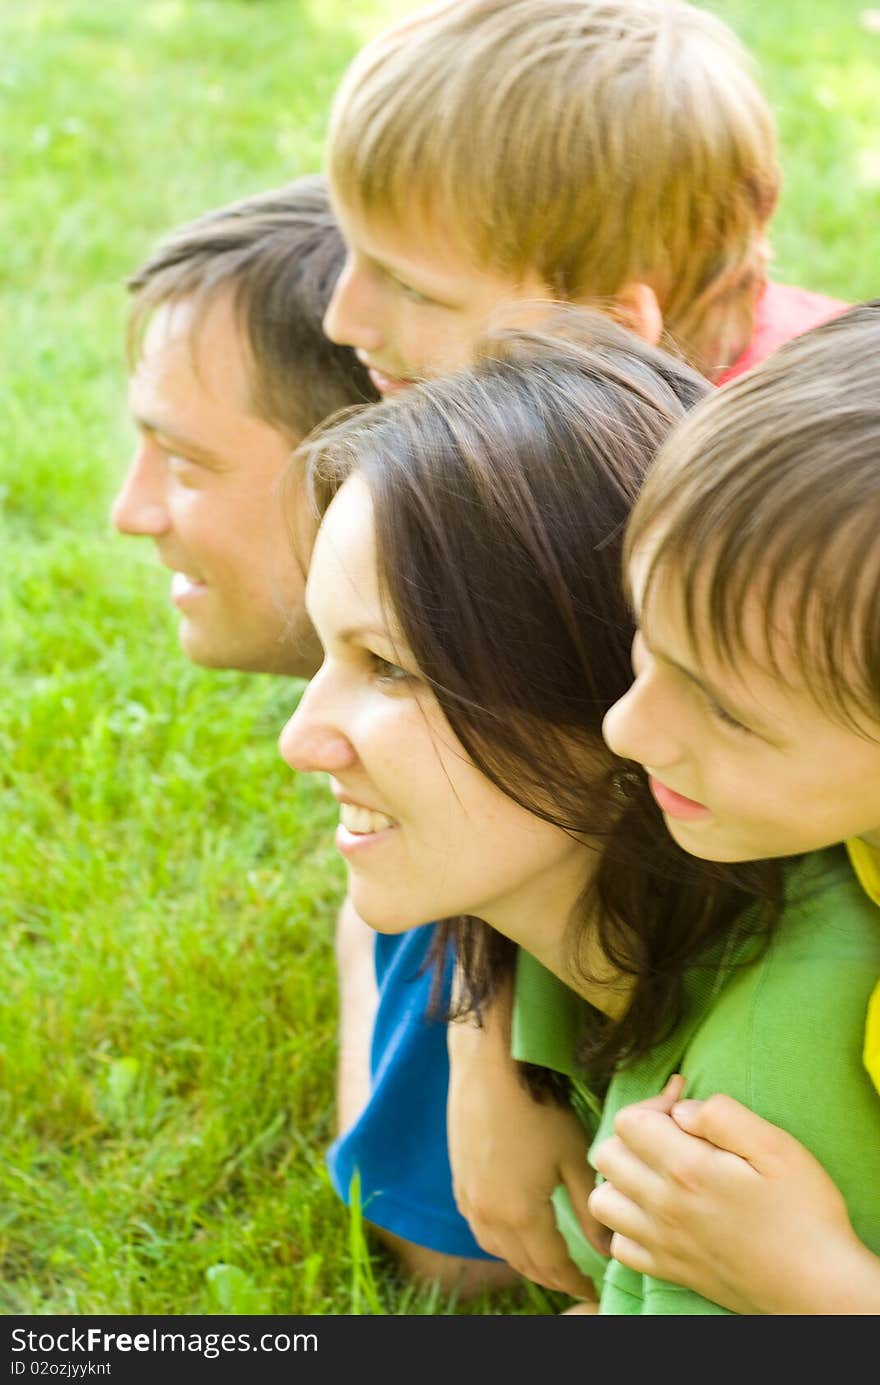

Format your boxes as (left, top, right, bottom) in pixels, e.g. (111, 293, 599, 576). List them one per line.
(323, 195, 554, 394)
(602, 554, 880, 861)
(113, 293, 321, 677)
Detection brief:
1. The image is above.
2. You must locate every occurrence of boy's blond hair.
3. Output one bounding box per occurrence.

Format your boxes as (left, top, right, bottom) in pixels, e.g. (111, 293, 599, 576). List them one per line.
(327, 0, 779, 376)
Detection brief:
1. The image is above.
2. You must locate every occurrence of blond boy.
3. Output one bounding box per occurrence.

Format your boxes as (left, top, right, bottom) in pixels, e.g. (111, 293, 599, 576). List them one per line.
(317, 0, 847, 1297)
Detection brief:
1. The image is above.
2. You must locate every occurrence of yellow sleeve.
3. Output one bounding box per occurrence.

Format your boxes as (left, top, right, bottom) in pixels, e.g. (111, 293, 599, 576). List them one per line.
(844, 843, 880, 1095)
(865, 982, 880, 1096)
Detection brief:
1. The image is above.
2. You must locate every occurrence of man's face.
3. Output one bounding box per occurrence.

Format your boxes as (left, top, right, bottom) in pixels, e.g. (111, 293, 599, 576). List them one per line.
(323, 195, 554, 395)
(113, 293, 321, 677)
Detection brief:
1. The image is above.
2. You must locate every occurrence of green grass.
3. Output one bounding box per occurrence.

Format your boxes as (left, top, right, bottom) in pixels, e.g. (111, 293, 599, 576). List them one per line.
(1, 0, 877, 1316)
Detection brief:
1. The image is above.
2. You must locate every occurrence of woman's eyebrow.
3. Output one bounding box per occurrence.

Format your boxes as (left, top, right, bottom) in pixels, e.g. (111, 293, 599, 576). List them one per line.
(338, 624, 393, 644)
(337, 624, 415, 656)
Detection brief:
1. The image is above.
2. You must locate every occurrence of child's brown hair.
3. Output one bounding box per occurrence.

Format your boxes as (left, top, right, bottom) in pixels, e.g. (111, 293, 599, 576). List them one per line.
(625, 300, 880, 733)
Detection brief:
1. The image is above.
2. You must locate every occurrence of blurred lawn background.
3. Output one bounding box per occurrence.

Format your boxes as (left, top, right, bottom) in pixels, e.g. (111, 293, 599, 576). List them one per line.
(1, 0, 878, 1315)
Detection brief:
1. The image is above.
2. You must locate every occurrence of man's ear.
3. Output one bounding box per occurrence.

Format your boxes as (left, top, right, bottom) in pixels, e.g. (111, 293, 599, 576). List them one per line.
(611, 282, 664, 346)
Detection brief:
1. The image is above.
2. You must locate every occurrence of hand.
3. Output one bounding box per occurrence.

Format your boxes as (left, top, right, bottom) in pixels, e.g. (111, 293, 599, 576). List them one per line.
(589, 1084, 880, 1314)
(447, 979, 608, 1300)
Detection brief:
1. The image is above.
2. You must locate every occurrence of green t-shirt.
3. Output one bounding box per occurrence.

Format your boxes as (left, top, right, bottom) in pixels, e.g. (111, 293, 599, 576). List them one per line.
(512, 846, 880, 1315)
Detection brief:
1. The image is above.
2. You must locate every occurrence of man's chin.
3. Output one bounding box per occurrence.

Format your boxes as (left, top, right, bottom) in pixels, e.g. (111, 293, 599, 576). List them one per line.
(177, 622, 240, 671)
(177, 617, 262, 672)
(177, 619, 321, 679)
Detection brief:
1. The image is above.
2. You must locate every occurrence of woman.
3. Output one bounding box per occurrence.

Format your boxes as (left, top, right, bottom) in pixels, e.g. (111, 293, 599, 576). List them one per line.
(280, 310, 880, 1313)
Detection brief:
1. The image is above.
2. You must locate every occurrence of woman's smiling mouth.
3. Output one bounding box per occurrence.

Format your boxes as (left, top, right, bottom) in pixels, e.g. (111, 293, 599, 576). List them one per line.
(338, 802, 397, 835)
(335, 801, 399, 858)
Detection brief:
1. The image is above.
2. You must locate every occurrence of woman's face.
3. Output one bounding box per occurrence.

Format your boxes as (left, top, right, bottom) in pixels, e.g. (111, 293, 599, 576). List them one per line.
(279, 474, 592, 946)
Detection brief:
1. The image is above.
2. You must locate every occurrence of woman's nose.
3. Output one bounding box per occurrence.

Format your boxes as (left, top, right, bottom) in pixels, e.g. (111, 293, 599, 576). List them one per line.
(278, 681, 358, 775)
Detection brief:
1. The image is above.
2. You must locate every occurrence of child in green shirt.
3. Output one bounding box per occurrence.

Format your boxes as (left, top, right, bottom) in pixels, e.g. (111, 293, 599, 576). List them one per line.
(598, 299, 880, 1314)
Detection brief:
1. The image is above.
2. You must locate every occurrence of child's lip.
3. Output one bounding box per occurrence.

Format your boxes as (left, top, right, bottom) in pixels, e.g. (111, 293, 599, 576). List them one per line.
(648, 775, 711, 820)
(361, 360, 416, 395)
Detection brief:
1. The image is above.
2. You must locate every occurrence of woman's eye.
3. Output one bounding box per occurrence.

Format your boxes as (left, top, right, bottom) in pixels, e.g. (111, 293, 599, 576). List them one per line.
(167, 452, 198, 475)
(371, 654, 412, 686)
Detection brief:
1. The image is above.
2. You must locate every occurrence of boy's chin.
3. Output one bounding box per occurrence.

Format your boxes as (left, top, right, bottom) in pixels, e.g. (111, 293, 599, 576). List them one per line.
(667, 817, 812, 865)
(663, 816, 751, 864)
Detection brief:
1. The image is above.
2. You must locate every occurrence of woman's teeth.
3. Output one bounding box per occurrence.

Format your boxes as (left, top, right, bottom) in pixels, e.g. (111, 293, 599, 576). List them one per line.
(339, 803, 396, 835)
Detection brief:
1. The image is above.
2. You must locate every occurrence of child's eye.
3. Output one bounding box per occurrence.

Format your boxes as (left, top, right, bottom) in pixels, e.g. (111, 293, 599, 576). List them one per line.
(397, 280, 431, 305)
(706, 697, 749, 734)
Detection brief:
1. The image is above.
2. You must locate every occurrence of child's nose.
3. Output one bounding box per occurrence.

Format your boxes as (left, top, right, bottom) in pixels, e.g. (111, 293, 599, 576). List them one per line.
(602, 680, 681, 771)
(323, 258, 384, 355)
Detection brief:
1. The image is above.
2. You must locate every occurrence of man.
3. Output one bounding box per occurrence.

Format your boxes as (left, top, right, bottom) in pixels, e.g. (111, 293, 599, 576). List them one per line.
(113, 176, 374, 678)
(112, 177, 406, 1278)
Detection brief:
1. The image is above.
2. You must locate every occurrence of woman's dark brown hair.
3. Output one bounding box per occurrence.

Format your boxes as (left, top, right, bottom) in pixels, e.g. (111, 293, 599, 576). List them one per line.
(297, 307, 782, 1082)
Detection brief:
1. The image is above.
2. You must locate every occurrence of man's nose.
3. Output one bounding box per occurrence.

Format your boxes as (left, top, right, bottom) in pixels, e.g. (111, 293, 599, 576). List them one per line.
(110, 446, 170, 537)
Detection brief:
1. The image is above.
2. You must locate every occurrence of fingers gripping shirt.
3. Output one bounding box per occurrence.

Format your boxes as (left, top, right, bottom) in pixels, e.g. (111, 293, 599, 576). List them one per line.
(513, 847, 880, 1314)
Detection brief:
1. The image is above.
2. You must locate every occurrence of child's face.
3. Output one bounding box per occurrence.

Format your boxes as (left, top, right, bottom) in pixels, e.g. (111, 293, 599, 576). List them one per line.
(602, 554, 880, 861)
(278, 474, 591, 948)
(323, 195, 554, 395)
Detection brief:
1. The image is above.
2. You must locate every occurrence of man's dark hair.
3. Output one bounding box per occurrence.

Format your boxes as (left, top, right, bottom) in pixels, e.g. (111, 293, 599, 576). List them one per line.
(127, 174, 376, 439)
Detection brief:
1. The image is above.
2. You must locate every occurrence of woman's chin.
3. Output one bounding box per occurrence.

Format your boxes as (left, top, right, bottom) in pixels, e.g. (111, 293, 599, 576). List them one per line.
(348, 888, 419, 936)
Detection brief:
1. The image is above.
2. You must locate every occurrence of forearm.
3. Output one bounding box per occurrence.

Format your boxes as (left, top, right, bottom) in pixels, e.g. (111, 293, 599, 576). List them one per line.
(447, 960, 602, 1297)
(448, 965, 515, 1072)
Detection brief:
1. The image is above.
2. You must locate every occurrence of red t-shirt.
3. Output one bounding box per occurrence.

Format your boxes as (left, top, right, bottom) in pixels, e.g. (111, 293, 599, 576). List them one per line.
(717, 280, 849, 385)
